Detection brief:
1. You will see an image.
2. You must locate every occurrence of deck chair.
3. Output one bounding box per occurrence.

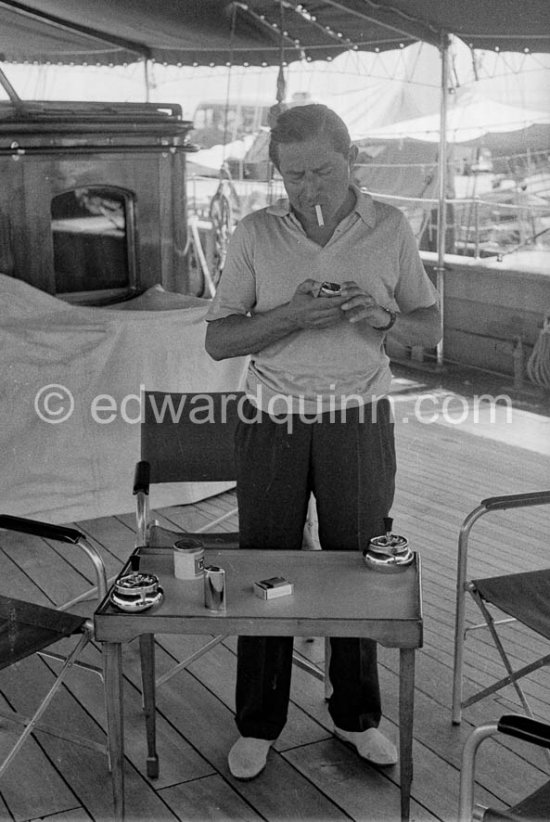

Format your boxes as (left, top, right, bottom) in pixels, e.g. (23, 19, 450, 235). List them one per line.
(0, 515, 108, 776)
(452, 491, 550, 726)
(133, 390, 242, 696)
(134, 391, 325, 696)
(458, 714, 550, 821)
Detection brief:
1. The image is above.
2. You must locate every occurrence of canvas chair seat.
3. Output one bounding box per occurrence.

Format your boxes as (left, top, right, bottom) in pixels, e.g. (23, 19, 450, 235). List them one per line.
(472, 569, 550, 642)
(0, 596, 87, 669)
(0, 515, 108, 778)
(481, 780, 550, 820)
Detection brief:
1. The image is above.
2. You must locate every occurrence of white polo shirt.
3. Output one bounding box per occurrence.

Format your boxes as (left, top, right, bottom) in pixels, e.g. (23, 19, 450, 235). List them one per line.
(206, 187, 437, 413)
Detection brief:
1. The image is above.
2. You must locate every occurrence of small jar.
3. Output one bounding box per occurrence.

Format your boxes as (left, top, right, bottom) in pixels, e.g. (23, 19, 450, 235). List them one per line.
(174, 537, 205, 579)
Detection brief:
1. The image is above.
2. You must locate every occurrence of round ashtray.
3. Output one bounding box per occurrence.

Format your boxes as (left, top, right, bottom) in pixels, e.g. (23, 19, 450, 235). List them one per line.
(110, 571, 164, 612)
(363, 534, 413, 573)
(363, 547, 414, 572)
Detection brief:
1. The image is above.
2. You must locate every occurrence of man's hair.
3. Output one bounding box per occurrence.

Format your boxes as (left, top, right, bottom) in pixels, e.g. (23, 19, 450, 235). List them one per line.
(269, 104, 351, 168)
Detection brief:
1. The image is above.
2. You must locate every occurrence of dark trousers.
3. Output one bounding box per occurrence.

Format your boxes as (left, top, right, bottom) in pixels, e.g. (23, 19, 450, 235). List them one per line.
(234, 399, 396, 739)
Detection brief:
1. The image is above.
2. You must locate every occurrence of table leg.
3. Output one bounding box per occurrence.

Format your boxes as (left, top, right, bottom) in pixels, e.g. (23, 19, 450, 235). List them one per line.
(104, 642, 125, 822)
(139, 633, 159, 778)
(399, 648, 416, 822)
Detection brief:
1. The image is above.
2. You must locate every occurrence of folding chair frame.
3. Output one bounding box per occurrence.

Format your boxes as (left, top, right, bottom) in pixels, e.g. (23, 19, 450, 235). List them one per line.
(0, 515, 108, 776)
(452, 491, 550, 726)
(458, 714, 550, 822)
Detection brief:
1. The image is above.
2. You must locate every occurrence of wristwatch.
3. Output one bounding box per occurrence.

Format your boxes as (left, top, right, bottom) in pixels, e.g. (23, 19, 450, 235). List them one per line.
(372, 307, 397, 331)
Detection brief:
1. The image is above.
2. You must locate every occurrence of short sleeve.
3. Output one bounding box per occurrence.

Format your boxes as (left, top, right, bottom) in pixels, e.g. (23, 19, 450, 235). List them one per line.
(394, 214, 438, 313)
(205, 220, 257, 322)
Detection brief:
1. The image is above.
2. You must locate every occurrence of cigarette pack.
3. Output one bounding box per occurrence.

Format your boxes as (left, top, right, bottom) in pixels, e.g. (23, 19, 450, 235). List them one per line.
(254, 576, 294, 600)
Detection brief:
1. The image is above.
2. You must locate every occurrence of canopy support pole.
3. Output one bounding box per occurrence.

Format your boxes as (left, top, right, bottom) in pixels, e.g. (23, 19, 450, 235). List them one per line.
(143, 58, 151, 102)
(435, 34, 450, 368)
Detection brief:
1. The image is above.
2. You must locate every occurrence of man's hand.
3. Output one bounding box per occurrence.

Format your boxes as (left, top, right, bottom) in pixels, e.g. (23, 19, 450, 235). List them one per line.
(288, 279, 347, 329)
(339, 281, 390, 327)
(206, 279, 345, 361)
(337, 280, 441, 347)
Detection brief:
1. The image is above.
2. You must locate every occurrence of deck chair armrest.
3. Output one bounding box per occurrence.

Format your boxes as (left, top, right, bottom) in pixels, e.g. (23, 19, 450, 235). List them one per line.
(458, 717, 550, 821)
(481, 491, 550, 512)
(497, 714, 550, 750)
(0, 514, 83, 544)
(133, 460, 151, 495)
(0, 515, 108, 602)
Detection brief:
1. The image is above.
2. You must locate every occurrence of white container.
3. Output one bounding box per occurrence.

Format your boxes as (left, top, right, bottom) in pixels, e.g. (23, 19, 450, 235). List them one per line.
(254, 576, 294, 599)
(174, 537, 204, 579)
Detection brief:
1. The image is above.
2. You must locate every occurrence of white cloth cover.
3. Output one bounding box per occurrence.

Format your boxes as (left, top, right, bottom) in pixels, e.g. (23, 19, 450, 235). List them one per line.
(0, 275, 247, 524)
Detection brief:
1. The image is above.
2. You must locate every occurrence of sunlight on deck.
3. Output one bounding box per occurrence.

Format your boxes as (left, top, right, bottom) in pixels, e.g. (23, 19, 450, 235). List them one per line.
(390, 372, 550, 454)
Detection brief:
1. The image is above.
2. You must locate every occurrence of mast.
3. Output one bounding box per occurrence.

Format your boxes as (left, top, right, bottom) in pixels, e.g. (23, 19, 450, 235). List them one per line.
(435, 33, 450, 368)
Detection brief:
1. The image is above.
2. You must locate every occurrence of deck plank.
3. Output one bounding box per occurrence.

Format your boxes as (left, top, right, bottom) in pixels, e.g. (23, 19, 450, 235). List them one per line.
(40, 810, 93, 821)
(0, 692, 81, 822)
(159, 774, 263, 821)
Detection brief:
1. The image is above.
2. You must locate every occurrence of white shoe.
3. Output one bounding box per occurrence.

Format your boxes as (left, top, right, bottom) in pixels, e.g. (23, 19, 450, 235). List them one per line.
(334, 726, 397, 766)
(228, 736, 273, 780)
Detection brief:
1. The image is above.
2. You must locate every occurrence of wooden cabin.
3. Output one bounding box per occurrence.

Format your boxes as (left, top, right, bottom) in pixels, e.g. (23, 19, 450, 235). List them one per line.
(0, 100, 201, 305)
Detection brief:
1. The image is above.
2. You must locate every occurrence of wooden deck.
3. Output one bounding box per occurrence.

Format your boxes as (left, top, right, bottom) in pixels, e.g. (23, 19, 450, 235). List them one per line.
(1, 364, 550, 822)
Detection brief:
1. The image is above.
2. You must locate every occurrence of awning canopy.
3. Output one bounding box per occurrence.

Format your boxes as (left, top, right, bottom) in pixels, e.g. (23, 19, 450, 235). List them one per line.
(1, 0, 550, 67)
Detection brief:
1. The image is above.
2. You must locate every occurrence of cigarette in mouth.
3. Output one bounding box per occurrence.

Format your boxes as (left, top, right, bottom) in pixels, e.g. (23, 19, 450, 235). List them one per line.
(315, 204, 324, 227)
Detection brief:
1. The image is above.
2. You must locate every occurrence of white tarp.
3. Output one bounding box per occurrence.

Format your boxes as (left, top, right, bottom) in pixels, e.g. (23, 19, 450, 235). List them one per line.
(356, 90, 550, 143)
(0, 276, 247, 524)
(187, 133, 257, 176)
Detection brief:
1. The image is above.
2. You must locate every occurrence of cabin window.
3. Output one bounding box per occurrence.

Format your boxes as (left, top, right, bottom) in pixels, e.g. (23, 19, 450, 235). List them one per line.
(50, 186, 138, 303)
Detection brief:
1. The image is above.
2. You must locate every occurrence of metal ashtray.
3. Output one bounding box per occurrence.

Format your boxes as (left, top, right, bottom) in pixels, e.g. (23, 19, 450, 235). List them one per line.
(109, 571, 164, 612)
(363, 519, 413, 573)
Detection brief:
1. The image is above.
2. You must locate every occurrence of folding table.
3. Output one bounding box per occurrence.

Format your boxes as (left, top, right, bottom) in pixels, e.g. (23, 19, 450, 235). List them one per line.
(94, 548, 423, 821)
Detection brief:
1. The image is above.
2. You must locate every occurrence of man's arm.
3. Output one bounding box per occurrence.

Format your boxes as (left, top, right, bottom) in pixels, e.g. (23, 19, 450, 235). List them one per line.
(205, 279, 346, 361)
(339, 281, 441, 349)
(387, 303, 441, 349)
(206, 307, 299, 361)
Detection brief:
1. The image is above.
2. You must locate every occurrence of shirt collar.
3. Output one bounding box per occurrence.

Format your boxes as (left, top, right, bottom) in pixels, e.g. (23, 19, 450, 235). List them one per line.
(266, 185, 376, 228)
